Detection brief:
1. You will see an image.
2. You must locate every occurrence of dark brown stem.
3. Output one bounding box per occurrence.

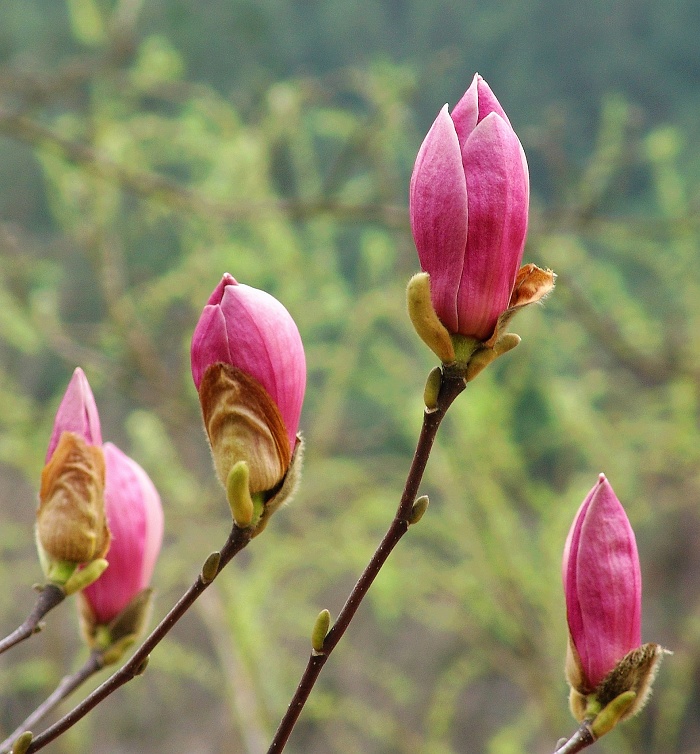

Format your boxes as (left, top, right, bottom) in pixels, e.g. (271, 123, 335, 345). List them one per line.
(25, 523, 253, 753)
(553, 724, 596, 754)
(0, 585, 65, 656)
(0, 651, 104, 752)
(266, 371, 466, 753)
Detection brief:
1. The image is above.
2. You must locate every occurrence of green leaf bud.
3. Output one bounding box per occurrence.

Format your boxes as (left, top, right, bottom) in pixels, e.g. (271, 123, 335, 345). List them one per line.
(63, 558, 108, 596)
(201, 551, 221, 584)
(408, 495, 430, 525)
(11, 732, 33, 754)
(311, 609, 332, 653)
(423, 367, 442, 411)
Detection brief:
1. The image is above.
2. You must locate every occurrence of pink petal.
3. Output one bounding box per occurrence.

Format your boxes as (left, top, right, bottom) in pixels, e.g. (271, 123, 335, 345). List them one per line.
(191, 305, 232, 389)
(82, 443, 164, 625)
(474, 76, 511, 126)
(565, 474, 642, 688)
(409, 105, 469, 333)
(219, 283, 306, 450)
(206, 272, 237, 305)
(563, 484, 598, 663)
(451, 73, 480, 146)
(46, 368, 102, 462)
(451, 74, 512, 148)
(456, 113, 529, 339)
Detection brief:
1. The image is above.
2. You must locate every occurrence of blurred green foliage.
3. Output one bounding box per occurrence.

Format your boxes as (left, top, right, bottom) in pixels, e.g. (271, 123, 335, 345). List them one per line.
(1, 1, 700, 753)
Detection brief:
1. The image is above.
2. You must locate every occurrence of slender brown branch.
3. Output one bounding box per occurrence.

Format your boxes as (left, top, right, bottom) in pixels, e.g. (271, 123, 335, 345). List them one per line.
(553, 723, 596, 754)
(0, 651, 104, 753)
(266, 370, 466, 753)
(24, 523, 254, 753)
(0, 585, 65, 656)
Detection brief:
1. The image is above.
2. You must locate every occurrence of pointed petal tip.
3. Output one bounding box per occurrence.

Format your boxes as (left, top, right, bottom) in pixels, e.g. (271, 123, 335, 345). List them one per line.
(206, 273, 239, 305)
(47, 367, 102, 461)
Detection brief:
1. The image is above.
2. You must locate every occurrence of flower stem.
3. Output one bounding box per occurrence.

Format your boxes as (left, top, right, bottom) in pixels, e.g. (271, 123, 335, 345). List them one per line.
(266, 369, 466, 753)
(24, 523, 254, 753)
(0, 651, 104, 753)
(553, 724, 596, 754)
(0, 585, 65, 656)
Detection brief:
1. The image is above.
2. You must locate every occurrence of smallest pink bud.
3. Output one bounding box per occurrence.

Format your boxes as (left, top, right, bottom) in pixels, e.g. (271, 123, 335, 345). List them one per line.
(46, 367, 102, 462)
(81, 443, 164, 627)
(37, 369, 108, 570)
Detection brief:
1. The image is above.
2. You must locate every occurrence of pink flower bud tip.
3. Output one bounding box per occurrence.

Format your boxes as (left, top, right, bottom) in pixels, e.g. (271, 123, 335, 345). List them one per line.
(46, 367, 102, 462)
(563, 474, 642, 690)
(191, 273, 306, 451)
(82, 443, 164, 625)
(410, 73, 530, 341)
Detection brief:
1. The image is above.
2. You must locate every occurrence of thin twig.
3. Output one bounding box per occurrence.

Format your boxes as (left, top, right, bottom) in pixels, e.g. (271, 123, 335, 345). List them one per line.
(266, 370, 466, 753)
(0, 585, 65, 656)
(25, 523, 254, 753)
(0, 651, 104, 753)
(553, 723, 596, 754)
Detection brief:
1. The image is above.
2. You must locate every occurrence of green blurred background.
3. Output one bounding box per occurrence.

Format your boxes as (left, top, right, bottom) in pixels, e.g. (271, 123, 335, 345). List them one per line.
(0, 0, 699, 752)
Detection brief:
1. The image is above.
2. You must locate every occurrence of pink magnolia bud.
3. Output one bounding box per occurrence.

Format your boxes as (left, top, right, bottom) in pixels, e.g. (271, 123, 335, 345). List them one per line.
(410, 73, 530, 342)
(82, 443, 164, 625)
(46, 367, 102, 462)
(37, 369, 108, 569)
(563, 474, 642, 691)
(191, 275, 306, 496)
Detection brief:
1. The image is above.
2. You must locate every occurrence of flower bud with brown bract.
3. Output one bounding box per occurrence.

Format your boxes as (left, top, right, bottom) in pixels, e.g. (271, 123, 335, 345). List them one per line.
(191, 274, 307, 531)
(37, 431, 109, 567)
(199, 363, 290, 494)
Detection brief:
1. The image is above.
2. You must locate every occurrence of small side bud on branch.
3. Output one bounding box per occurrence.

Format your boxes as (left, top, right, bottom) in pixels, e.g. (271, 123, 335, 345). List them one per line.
(11, 732, 33, 754)
(201, 552, 221, 585)
(423, 367, 443, 411)
(408, 495, 430, 525)
(311, 609, 332, 654)
(134, 655, 150, 677)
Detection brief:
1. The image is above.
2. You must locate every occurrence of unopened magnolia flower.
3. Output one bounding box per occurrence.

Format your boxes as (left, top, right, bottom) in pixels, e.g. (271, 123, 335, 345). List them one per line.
(79, 443, 164, 661)
(563, 474, 666, 735)
(407, 74, 554, 375)
(82, 443, 164, 624)
(191, 274, 306, 528)
(37, 369, 110, 575)
(45, 367, 102, 462)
